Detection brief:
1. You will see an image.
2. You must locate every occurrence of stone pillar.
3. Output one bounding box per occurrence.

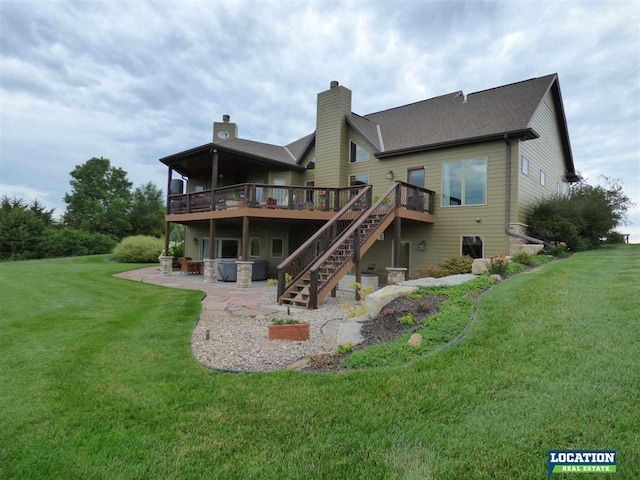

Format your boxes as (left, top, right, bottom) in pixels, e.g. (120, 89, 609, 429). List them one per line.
(386, 267, 407, 285)
(235, 261, 254, 289)
(203, 259, 218, 283)
(159, 256, 173, 277)
(508, 223, 529, 255)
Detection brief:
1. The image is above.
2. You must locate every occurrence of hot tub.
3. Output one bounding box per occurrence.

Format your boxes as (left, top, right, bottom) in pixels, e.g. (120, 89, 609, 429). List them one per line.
(217, 259, 268, 282)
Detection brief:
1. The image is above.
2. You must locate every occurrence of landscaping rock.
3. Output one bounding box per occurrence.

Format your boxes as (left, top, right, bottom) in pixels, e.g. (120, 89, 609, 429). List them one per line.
(490, 274, 502, 282)
(472, 258, 490, 275)
(401, 273, 476, 287)
(286, 358, 310, 370)
(516, 244, 544, 255)
(365, 285, 418, 318)
(407, 333, 423, 347)
(337, 321, 365, 345)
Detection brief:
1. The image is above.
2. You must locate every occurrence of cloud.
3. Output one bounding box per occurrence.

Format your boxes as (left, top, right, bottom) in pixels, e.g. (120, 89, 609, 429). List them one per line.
(1, 0, 638, 239)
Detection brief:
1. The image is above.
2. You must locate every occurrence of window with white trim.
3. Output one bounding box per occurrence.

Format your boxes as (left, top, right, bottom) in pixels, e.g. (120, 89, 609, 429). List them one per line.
(461, 236, 484, 259)
(442, 158, 487, 206)
(350, 142, 370, 163)
(521, 156, 529, 175)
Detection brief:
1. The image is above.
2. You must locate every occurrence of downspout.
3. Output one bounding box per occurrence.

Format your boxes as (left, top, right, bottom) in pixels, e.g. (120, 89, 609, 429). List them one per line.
(504, 135, 549, 247)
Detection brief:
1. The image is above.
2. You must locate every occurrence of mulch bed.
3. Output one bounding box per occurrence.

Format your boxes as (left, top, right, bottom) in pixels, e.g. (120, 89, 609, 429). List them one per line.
(307, 293, 447, 371)
(358, 294, 448, 347)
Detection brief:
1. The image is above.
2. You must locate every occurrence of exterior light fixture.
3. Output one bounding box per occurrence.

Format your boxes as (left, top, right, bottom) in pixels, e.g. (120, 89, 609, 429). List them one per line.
(418, 240, 427, 251)
(193, 237, 198, 245)
(386, 170, 394, 180)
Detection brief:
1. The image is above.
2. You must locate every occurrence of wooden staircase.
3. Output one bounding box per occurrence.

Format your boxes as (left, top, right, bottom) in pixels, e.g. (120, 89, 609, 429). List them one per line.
(278, 183, 399, 309)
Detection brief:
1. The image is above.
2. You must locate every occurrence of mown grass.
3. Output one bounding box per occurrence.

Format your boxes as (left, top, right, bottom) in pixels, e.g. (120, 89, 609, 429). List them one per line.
(1, 247, 639, 479)
(343, 276, 494, 369)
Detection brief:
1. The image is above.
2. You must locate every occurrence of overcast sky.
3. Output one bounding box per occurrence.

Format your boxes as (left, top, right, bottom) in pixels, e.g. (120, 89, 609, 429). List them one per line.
(1, 0, 639, 240)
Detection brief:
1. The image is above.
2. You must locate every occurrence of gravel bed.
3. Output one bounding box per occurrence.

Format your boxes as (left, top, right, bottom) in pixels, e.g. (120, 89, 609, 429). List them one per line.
(192, 290, 357, 372)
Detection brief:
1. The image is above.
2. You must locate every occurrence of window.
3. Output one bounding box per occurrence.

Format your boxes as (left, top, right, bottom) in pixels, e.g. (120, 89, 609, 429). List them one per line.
(407, 167, 425, 188)
(540, 170, 546, 186)
(271, 238, 284, 258)
(349, 174, 369, 186)
(249, 238, 260, 257)
(442, 158, 487, 206)
(521, 156, 529, 176)
(350, 142, 370, 163)
(461, 236, 483, 259)
(306, 156, 315, 170)
(557, 183, 561, 195)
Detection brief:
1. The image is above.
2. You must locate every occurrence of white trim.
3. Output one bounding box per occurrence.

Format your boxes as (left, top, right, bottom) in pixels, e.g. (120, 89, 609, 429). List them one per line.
(540, 170, 546, 186)
(460, 235, 484, 259)
(283, 146, 297, 162)
(376, 124, 385, 151)
(521, 155, 530, 176)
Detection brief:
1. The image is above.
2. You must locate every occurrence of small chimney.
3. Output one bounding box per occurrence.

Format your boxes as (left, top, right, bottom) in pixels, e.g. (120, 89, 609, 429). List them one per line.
(222, 114, 230, 122)
(330, 80, 339, 89)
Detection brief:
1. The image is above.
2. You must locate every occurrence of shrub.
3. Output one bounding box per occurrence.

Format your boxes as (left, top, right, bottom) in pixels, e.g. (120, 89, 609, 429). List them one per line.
(512, 251, 534, 266)
(412, 265, 450, 279)
(112, 235, 164, 263)
(168, 240, 184, 267)
(398, 313, 414, 327)
(337, 343, 354, 354)
(603, 231, 626, 244)
(271, 318, 300, 325)
(412, 298, 433, 313)
(506, 262, 526, 275)
(39, 228, 116, 258)
(487, 255, 510, 276)
(266, 278, 277, 286)
(548, 245, 569, 258)
(531, 254, 553, 265)
(527, 178, 633, 251)
(347, 304, 367, 318)
(439, 255, 473, 275)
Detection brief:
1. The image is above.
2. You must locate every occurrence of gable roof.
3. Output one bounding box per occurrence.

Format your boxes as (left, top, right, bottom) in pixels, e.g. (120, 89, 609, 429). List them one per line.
(160, 74, 575, 177)
(367, 74, 557, 154)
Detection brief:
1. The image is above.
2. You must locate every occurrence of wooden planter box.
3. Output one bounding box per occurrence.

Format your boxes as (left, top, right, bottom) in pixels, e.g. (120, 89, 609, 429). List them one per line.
(268, 323, 310, 341)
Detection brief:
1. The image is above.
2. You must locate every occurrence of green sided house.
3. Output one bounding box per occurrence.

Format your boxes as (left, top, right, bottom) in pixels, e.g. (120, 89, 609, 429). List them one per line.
(159, 74, 578, 308)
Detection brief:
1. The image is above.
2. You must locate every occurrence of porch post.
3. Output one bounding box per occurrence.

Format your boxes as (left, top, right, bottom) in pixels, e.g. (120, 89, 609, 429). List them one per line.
(164, 221, 170, 256)
(209, 219, 215, 259)
(211, 149, 218, 188)
(393, 217, 401, 267)
(241, 216, 249, 261)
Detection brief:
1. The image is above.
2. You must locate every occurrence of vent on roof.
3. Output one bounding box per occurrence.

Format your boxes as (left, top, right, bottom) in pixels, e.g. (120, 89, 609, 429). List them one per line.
(463, 94, 468, 103)
(330, 80, 339, 88)
(222, 114, 230, 122)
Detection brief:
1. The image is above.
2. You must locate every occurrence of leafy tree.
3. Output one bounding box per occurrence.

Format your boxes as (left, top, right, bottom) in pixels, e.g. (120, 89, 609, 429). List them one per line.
(63, 157, 133, 239)
(528, 177, 633, 251)
(129, 182, 165, 237)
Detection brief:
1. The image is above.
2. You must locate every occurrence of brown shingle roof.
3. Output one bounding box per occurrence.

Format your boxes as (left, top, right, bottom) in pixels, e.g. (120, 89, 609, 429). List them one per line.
(365, 74, 557, 153)
(215, 138, 297, 164)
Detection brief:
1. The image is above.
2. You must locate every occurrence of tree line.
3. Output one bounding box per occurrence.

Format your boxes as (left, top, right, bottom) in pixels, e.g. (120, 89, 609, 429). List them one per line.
(0, 157, 165, 260)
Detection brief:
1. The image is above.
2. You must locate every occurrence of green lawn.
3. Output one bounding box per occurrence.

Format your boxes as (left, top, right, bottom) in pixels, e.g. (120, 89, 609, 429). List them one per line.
(1, 247, 638, 479)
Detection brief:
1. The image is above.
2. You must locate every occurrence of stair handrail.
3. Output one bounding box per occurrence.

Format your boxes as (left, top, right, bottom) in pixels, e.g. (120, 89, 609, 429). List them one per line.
(307, 182, 399, 308)
(276, 185, 373, 300)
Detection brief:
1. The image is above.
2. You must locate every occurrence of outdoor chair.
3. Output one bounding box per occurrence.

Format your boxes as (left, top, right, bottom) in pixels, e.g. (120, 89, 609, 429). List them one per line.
(178, 257, 199, 275)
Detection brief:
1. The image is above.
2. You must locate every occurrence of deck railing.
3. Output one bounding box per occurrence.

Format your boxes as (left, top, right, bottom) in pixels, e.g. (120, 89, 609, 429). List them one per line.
(168, 183, 367, 215)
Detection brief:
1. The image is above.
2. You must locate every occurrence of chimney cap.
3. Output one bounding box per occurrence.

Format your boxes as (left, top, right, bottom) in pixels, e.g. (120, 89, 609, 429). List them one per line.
(222, 114, 230, 122)
(330, 80, 339, 88)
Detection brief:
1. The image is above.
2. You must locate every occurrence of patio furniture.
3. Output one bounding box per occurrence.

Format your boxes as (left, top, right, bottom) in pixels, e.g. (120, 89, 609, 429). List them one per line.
(178, 257, 199, 275)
